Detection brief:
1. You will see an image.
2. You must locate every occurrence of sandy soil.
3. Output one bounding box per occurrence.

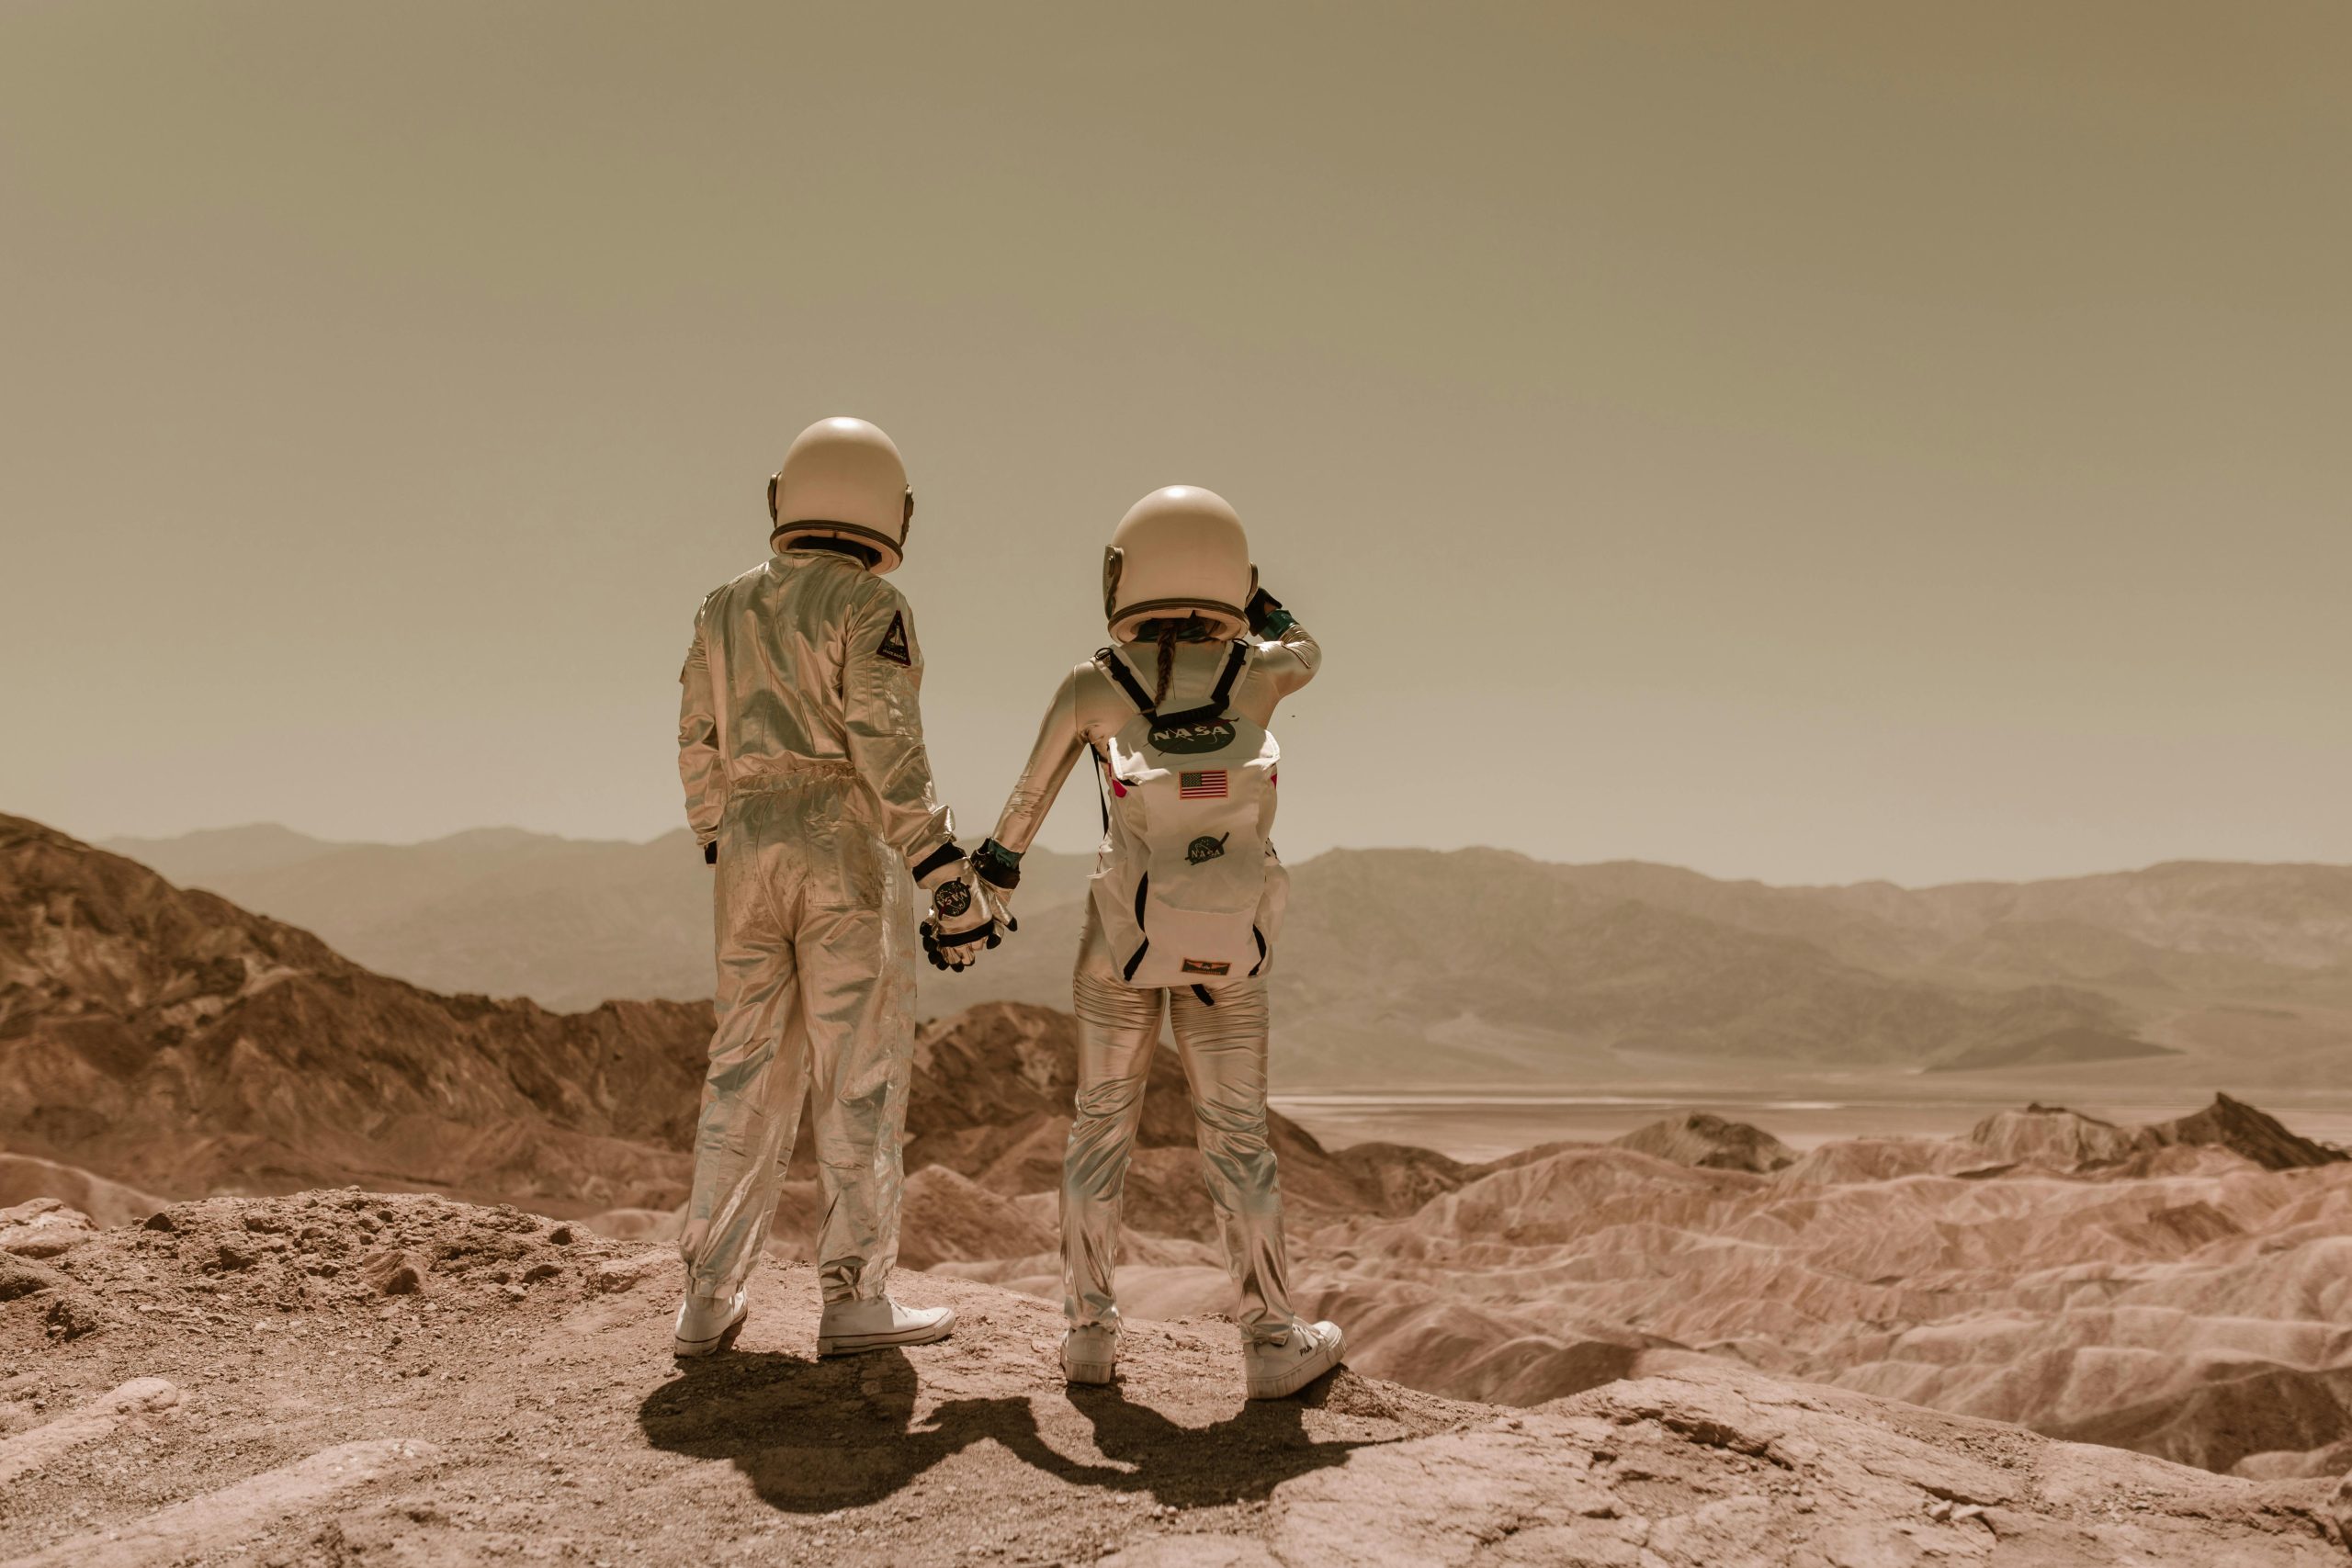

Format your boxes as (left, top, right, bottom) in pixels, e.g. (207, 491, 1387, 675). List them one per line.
(6, 1190, 2351, 1567)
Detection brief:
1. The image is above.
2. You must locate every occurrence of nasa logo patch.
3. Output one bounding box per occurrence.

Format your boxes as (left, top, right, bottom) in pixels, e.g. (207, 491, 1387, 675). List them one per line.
(1186, 833, 1229, 865)
(876, 610, 912, 667)
(1151, 718, 1236, 755)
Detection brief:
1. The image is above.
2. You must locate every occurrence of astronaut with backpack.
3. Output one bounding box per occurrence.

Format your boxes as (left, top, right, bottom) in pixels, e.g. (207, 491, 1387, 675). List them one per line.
(959, 484, 1346, 1399)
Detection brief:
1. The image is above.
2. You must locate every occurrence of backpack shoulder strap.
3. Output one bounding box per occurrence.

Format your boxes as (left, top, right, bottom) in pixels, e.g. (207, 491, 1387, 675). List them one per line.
(1154, 640, 1251, 729)
(1094, 646, 1159, 718)
(1207, 639, 1250, 710)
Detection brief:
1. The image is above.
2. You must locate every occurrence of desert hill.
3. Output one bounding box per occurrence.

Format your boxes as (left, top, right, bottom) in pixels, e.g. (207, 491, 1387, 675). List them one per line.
(5, 1189, 2346, 1567)
(1, 814, 708, 1209)
(1272, 1100, 2352, 1478)
(105, 825, 2352, 1086)
(3, 815, 1411, 1235)
(1565, 857, 2352, 972)
(910, 1082, 2352, 1477)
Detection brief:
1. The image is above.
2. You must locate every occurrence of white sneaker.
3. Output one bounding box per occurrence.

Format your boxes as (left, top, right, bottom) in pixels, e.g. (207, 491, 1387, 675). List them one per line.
(673, 1288, 748, 1358)
(817, 1295, 956, 1357)
(1244, 1319, 1346, 1399)
(1061, 1325, 1116, 1385)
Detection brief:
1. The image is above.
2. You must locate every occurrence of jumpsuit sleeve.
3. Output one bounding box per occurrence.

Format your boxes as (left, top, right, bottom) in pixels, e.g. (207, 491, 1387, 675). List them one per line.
(988, 664, 1089, 860)
(841, 580, 961, 876)
(1254, 619, 1321, 699)
(677, 591, 725, 846)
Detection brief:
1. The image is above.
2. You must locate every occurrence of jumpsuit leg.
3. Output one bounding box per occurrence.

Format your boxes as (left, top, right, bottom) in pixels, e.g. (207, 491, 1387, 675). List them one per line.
(679, 795, 811, 1299)
(1170, 977, 1299, 1345)
(798, 817, 921, 1305)
(1061, 963, 1166, 1333)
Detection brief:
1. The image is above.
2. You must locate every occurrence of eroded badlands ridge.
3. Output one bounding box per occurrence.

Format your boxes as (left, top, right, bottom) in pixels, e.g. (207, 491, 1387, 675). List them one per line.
(5, 1190, 2348, 1567)
(1023, 1100, 2352, 1477)
(0, 814, 706, 1208)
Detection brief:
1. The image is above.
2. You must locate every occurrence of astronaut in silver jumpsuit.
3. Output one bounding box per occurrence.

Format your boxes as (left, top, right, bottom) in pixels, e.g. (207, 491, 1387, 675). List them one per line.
(967, 484, 1344, 1398)
(672, 417, 991, 1359)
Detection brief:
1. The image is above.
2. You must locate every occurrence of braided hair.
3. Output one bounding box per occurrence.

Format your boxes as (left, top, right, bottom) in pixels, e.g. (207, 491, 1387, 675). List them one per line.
(1138, 615, 1220, 708)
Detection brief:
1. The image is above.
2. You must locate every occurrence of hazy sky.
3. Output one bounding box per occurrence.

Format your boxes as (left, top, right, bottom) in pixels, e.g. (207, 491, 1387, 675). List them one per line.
(4, 3, 2346, 886)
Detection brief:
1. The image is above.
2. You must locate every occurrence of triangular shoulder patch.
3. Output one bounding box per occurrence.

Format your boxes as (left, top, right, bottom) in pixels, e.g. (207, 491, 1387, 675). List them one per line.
(875, 609, 913, 667)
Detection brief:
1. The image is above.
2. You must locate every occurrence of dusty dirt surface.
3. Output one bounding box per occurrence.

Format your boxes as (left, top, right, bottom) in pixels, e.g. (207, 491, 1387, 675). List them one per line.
(6, 1192, 2350, 1567)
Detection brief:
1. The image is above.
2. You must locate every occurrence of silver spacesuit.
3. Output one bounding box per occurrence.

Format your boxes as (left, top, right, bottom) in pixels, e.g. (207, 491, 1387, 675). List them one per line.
(673, 417, 979, 1359)
(978, 483, 1344, 1398)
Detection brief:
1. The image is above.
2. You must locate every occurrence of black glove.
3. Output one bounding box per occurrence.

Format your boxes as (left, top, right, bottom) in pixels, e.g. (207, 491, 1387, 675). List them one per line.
(967, 840, 1022, 942)
(922, 918, 1003, 971)
(1246, 587, 1295, 638)
(703, 841, 718, 866)
(921, 877, 1001, 972)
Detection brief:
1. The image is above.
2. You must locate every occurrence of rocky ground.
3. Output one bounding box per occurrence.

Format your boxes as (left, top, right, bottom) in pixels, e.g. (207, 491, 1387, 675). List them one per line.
(6, 1191, 2352, 1567)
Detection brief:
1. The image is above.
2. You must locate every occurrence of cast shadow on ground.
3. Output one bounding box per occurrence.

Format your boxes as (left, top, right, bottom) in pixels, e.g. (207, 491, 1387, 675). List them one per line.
(637, 1347, 1379, 1513)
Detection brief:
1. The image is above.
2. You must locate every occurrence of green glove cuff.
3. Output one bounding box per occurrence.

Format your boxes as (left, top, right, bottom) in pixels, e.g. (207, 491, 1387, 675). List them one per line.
(1245, 587, 1294, 638)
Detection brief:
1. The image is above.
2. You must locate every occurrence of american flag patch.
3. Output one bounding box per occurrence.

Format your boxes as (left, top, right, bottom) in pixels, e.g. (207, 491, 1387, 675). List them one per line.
(1179, 770, 1228, 799)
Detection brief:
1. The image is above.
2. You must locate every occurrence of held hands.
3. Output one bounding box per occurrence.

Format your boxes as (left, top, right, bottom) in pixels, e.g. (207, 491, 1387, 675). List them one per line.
(921, 875, 1007, 973)
(919, 840, 1023, 973)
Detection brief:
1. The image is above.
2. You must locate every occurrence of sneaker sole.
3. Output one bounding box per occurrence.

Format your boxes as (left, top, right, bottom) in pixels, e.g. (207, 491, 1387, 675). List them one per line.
(1245, 1333, 1346, 1400)
(672, 1308, 747, 1359)
(817, 1311, 956, 1358)
(1061, 1356, 1115, 1385)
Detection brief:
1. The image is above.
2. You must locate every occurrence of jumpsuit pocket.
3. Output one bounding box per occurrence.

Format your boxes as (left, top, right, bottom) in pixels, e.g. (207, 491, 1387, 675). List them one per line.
(804, 795, 888, 911)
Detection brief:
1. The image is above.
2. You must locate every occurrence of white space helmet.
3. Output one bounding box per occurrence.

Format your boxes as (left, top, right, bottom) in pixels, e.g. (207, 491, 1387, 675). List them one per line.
(1102, 485, 1255, 641)
(767, 417, 912, 572)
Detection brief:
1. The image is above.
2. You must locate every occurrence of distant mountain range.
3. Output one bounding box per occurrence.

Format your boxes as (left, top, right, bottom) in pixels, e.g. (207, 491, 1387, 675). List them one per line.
(98, 822, 1102, 1015)
(0, 815, 1369, 1229)
(102, 823, 2352, 1089)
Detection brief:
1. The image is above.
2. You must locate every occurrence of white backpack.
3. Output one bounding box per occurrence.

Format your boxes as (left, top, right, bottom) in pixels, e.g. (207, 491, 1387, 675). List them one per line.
(1089, 641, 1288, 991)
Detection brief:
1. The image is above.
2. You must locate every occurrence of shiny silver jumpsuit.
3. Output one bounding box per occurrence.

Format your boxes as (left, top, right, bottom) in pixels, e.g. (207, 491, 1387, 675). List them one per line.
(989, 620, 1321, 1344)
(676, 547, 959, 1303)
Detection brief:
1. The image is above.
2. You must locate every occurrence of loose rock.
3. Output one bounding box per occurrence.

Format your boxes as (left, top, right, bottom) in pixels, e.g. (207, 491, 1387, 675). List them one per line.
(0, 1198, 100, 1258)
(590, 1255, 664, 1295)
(363, 1248, 431, 1296)
(43, 1292, 107, 1340)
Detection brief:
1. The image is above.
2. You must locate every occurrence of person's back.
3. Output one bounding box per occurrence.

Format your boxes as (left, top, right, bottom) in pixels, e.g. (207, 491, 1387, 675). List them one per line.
(670, 417, 990, 1362)
(696, 548, 892, 768)
(686, 546, 952, 852)
(971, 484, 1345, 1400)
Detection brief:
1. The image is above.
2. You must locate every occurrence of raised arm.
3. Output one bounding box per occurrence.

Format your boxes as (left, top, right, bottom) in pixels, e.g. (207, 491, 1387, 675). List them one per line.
(677, 590, 725, 855)
(1249, 586, 1320, 698)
